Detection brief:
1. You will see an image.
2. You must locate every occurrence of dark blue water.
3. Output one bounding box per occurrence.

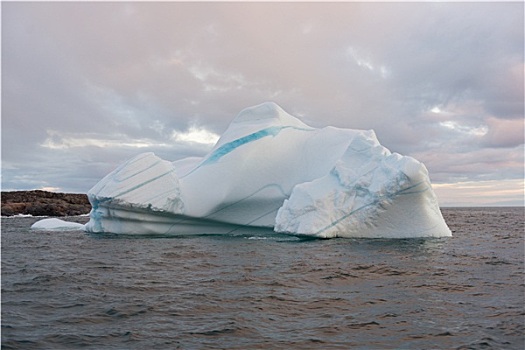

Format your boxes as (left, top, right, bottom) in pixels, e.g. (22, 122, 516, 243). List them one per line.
(2, 208, 524, 349)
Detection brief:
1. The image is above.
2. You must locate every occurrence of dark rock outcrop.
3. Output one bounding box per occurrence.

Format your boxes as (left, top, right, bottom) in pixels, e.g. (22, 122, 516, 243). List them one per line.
(1, 190, 91, 217)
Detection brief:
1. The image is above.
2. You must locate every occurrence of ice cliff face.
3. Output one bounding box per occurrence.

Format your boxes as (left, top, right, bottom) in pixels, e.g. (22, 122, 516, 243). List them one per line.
(85, 102, 451, 238)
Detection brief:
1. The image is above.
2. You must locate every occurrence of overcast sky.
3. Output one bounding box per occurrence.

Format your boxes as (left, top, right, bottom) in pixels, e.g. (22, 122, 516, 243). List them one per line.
(2, 2, 524, 206)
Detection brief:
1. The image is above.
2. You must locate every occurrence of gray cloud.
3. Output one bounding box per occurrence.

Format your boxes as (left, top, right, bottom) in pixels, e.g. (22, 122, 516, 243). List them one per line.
(2, 2, 523, 204)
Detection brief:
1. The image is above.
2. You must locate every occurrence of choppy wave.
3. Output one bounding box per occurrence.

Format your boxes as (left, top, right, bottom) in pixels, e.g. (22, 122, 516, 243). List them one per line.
(2, 208, 524, 349)
(2, 214, 48, 219)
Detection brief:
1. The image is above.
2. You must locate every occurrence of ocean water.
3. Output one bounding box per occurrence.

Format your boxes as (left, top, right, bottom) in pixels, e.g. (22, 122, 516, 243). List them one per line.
(2, 207, 524, 349)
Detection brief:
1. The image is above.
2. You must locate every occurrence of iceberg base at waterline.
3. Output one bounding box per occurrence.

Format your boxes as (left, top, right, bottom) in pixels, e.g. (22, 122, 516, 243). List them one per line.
(76, 102, 451, 239)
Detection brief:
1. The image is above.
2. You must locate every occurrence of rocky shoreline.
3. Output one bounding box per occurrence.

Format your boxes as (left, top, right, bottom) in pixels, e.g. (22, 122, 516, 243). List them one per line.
(1, 190, 91, 217)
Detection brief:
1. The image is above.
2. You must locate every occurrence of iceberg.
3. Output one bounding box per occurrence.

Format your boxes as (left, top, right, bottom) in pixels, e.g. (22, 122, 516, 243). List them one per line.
(31, 218, 85, 231)
(84, 102, 451, 238)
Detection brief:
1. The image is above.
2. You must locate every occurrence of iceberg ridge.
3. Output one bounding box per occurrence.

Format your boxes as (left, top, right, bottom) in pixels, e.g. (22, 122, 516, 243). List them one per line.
(85, 102, 451, 238)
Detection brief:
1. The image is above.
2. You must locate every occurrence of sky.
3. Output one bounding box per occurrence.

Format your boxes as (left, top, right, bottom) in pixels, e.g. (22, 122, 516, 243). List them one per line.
(1, 1, 524, 206)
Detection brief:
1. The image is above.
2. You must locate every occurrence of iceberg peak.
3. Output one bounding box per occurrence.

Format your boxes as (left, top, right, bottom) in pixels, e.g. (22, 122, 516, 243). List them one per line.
(232, 101, 310, 129)
(235, 101, 288, 123)
(85, 103, 451, 238)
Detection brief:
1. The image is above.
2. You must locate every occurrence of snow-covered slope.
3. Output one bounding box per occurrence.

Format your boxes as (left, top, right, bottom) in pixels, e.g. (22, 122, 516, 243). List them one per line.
(84, 102, 451, 238)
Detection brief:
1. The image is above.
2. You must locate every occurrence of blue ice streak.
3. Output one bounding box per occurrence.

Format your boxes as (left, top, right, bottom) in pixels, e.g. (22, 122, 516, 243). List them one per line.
(203, 126, 285, 165)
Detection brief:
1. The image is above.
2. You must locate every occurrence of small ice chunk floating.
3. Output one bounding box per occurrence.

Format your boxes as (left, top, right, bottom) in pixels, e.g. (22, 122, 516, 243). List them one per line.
(31, 218, 85, 231)
(85, 102, 451, 238)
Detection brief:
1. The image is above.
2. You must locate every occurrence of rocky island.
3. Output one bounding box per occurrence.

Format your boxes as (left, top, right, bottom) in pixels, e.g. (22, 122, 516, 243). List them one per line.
(1, 190, 91, 217)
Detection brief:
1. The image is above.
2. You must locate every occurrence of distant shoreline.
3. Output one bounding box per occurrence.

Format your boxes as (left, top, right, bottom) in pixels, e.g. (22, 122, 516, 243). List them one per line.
(1, 190, 91, 217)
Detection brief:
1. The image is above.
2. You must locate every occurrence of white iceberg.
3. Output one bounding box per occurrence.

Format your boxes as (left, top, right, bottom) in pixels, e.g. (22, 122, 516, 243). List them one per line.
(84, 102, 451, 238)
(31, 218, 85, 231)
